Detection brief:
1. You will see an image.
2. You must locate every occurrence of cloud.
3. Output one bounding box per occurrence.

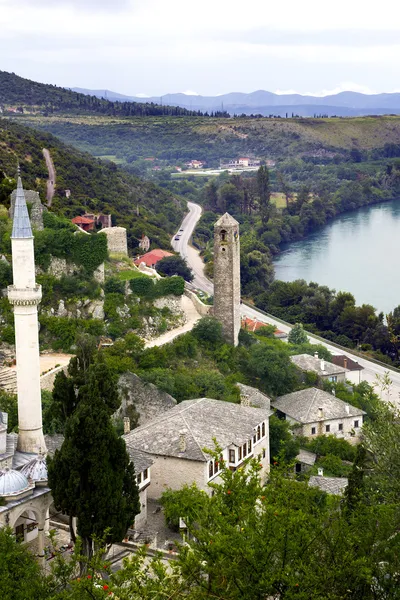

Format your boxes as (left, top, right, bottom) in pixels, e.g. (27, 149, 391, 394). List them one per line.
(275, 82, 379, 97)
(17, 0, 132, 10)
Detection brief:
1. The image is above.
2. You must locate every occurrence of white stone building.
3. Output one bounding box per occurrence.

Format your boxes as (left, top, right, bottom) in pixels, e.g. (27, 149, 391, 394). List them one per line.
(272, 388, 365, 443)
(123, 397, 272, 499)
(290, 353, 349, 384)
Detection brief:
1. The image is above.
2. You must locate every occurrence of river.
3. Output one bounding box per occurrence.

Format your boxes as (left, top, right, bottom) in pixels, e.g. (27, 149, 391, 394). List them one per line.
(273, 198, 400, 315)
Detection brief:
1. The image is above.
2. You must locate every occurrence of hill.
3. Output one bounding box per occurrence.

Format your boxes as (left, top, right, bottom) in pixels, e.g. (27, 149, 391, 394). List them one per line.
(0, 119, 184, 249)
(16, 114, 400, 168)
(73, 87, 400, 116)
(0, 71, 222, 118)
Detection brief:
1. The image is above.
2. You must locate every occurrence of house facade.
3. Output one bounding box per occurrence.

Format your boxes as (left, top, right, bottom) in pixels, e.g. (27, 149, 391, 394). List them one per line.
(290, 353, 348, 383)
(272, 388, 365, 443)
(331, 355, 364, 385)
(123, 398, 272, 499)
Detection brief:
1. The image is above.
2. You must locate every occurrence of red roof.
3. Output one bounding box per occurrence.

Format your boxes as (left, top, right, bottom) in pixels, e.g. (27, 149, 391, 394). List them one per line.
(242, 317, 270, 332)
(72, 216, 95, 225)
(134, 249, 173, 267)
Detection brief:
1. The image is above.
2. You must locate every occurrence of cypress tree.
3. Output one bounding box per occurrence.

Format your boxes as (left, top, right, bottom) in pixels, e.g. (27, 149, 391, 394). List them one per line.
(257, 165, 271, 226)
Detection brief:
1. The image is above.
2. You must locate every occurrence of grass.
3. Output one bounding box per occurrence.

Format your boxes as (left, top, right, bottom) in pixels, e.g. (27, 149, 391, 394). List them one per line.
(117, 269, 148, 280)
(271, 192, 287, 208)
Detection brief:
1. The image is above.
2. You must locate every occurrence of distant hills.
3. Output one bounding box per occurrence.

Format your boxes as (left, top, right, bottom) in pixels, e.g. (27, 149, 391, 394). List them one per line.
(71, 88, 400, 117)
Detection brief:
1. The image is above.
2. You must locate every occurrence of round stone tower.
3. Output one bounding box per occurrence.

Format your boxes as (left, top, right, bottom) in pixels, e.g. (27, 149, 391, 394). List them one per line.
(7, 176, 46, 454)
(213, 212, 241, 346)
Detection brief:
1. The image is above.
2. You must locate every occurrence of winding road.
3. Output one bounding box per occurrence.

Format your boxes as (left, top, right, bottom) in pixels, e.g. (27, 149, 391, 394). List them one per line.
(43, 148, 56, 207)
(172, 202, 400, 405)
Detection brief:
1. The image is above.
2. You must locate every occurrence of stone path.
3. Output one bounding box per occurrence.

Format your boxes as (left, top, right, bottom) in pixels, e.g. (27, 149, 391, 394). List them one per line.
(145, 295, 201, 349)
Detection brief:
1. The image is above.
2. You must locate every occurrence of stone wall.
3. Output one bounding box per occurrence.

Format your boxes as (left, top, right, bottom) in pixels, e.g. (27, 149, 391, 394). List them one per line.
(146, 455, 206, 499)
(116, 372, 176, 427)
(40, 365, 68, 392)
(99, 227, 128, 255)
(153, 295, 185, 317)
(10, 189, 44, 230)
(184, 289, 211, 316)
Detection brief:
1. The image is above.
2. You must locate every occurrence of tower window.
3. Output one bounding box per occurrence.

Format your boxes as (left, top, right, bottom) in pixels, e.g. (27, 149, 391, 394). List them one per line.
(220, 229, 227, 242)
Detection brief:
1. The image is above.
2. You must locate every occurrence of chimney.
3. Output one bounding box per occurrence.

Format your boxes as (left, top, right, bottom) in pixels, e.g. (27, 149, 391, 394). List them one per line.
(345, 405, 350, 415)
(314, 352, 319, 359)
(318, 407, 323, 419)
(179, 430, 186, 453)
(320, 359, 325, 372)
(123, 417, 130, 435)
(318, 467, 324, 476)
(241, 393, 250, 407)
(344, 357, 348, 369)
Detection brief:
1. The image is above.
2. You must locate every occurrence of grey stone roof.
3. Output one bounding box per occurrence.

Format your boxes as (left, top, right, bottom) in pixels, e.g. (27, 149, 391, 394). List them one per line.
(44, 434, 64, 457)
(236, 383, 271, 410)
(296, 449, 317, 466)
(125, 447, 154, 474)
(290, 354, 348, 377)
(309, 476, 348, 496)
(11, 177, 33, 239)
(214, 212, 239, 228)
(123, 398, 272, 462)
(272, 388, 365, 424)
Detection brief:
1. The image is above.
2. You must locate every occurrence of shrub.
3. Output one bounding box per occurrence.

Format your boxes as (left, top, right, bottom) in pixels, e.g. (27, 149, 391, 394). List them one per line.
(130, 276, 155, 298)
(192, 317, 224, 345)
(104, 277, 125, 295)
(155, 276, 185, 297)
(156, 255, 194, 282)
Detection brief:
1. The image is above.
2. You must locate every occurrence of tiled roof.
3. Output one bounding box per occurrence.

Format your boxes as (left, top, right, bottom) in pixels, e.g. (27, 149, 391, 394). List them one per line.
(272, 388, 365, 424)
(308, 476, 348, 496)
(331, 355, 364, 371)
(134, 249, 173, 267)
(124, 447, 154, 474)
(290, 354, 348, 377)
(72, 216, 95, 225)
(296, 449, 317, 466)
(11, 177, 33, 239)
(123, 398, 272, 462)
(236, 383, 271, 410)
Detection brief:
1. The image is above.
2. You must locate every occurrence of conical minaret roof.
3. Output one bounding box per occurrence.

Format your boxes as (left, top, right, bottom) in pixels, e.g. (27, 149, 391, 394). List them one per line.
(11, 176, 33, 239)
(214, 212, 239, 228)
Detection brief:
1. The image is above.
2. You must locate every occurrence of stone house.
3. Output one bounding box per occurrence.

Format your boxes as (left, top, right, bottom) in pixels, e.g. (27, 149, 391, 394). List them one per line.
(123, 398, 272, 499)
(134, 249, 173, 268)
(308, 475, 348, 496)
(125, 447, 153, 530)
(271, 388, 365, 443)
(331, 355, 364, 385)
(295, 449, 317, 474)
(290, 353, 348, 383)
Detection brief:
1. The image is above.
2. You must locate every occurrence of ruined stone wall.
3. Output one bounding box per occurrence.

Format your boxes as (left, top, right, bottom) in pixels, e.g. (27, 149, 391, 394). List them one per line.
(10, 190, 44, 230)
(40, 365, 68, 392)
(99, 227, 128, 255)
(184, 289, 211, 316)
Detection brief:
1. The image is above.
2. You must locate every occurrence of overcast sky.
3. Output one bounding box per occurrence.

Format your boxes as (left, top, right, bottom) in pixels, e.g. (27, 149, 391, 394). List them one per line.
(1, 0, 400, 97)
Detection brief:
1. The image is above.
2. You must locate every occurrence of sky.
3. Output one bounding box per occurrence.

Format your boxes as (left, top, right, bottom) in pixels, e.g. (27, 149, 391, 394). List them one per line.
(1, 0, 400, 97)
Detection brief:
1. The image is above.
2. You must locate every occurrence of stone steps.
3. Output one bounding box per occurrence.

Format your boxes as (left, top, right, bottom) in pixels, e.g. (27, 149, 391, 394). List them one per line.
(0, 367, 17, 393)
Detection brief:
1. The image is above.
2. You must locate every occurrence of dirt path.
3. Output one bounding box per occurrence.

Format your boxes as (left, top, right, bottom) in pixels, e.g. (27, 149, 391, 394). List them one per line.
(144, 295, 201, 348)
(43, 148, 56, 207)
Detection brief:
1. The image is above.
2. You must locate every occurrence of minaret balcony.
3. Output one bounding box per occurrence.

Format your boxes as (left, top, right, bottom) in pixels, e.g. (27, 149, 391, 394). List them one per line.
(7, 285, 42, 306)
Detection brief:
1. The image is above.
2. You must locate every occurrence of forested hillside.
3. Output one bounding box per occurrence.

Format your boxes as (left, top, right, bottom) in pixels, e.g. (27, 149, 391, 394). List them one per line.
(0, 70, 228, 118)
(17, 114, 400, 167)
(0, 119, 184, 249)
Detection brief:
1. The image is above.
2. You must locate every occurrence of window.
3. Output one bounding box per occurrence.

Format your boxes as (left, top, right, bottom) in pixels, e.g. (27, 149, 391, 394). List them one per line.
(238, 446, 242, 460)
(209, 461, 213, 478)
(325, 425, 330, 433)
(143, 469, 148, 480)
(248, 440, 252, 453)
(220, 229, 227, 242)
(253, 434, 256, 444)
(262, 448, 266, 459)
(311, 427, 316, 435)
(262, 422, 265, 437)
(243, 443, 247, 457)
(338, 423, 343, 431)
(354, 420, 359, 428)
(229, 449, 235, 463)
(257, 425, 261, 440)
(137, 473, 142, 484)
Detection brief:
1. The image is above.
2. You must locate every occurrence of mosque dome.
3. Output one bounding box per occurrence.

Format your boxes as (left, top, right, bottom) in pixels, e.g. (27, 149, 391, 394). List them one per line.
(20, 455, 48, 484)
(0, 468, 30, 497)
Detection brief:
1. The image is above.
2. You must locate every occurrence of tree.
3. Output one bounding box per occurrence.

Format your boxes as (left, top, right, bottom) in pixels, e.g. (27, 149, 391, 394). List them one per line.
(0, 528, 48, 600)
(242, 341, 299, 396)
(218, 182, 242, 213)
(257, 165, 271, 225)
(192, 316, 223, 345)
(203, 179, 218, 211)
(48, 359, 140, 559)
(288, 322, 308, 345)
(156, 255, 193, 282)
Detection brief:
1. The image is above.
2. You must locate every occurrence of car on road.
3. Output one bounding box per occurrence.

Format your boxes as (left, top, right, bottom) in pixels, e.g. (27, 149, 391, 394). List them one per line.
(179, 228, 184, 231)
(174, 236, 180, 241)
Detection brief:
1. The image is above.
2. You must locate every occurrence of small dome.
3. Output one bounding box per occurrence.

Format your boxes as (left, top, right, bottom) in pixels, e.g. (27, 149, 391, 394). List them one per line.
(20, 455, 48, 483)
(0, 468, 30, 496)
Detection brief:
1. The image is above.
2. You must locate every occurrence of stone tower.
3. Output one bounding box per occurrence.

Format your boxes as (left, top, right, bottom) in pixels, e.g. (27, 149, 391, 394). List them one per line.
(7, 176, 46, 454)
(213, 213, 241, 346)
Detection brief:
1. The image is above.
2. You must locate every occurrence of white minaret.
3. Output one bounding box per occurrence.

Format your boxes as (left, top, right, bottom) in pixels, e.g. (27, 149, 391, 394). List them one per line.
(8, 175, 46, 454)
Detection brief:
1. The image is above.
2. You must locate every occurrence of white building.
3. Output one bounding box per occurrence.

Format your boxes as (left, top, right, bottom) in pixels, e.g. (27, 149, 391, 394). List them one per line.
(272, 388, 365, 443)
(123, 397, 272, 499)
(290, 353, 349, 384)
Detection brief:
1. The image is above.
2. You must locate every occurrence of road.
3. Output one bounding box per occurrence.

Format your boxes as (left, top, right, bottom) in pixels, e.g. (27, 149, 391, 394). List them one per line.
(172, 201, 400, 405)
(43, 148, 56, 207)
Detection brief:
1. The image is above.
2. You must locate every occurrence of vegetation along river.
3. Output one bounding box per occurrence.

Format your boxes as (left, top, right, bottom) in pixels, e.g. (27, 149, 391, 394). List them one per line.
(273, 198, 400, 315)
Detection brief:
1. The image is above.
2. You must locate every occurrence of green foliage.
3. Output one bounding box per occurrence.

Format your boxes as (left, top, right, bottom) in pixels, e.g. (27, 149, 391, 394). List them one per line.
(288, 322, 308, 345)
(241, 340, 299, 396)
(160, 484, 208, 530)
(104, 276, 125, 295)
(305, 434, 356, 462)
(269, 414, 300, 464)
(39, 316, 104, 352)
(0, 391, 18, 431)
(313, 454, 352, 478)
(155, 275, 185, 296)
(0, 528, 48, 600)
(129, 275, 155, 298)
(156, 255, 193, 282)
(0, 261, 12, 288)
(192, 316, 223, 345)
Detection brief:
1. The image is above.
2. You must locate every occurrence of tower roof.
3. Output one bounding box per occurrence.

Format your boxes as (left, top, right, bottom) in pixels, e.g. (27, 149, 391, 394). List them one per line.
(214, 212, 239, 228)
(11, 177, 33, 239)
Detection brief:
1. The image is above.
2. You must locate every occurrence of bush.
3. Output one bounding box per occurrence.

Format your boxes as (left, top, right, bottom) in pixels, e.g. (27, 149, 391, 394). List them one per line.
(130, 276, 155, 298)
(156, 255, 194, 282)
(306, 435, 356, 462)
(0, 261, 12, 288)
(192, 317, 223, 345)
(104, 277, 125, 295)
(155, 276, 185, 297)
